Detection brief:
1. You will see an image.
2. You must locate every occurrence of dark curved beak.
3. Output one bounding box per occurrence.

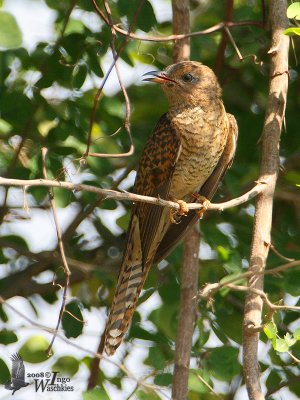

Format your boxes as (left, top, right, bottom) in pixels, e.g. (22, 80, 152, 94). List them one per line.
(142, 70, 176, 84)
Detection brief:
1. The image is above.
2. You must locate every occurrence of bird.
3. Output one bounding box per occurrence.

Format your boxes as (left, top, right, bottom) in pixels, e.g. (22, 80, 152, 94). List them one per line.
(5, 353, 30, 394)
(102, 61, 238, 355)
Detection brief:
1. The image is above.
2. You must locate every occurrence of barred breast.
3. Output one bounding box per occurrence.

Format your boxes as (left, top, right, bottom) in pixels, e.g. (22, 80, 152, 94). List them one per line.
(169, 103, 229, 200)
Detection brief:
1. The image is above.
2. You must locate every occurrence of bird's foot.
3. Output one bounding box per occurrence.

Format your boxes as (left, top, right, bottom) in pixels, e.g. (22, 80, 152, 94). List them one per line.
(169, 199, 189, 224)
(177, 200, 189, 215)
(192, 194, 210, 219)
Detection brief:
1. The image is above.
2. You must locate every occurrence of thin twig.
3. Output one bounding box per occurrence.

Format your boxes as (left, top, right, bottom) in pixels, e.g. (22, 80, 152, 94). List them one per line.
(0, 296, 164, 395)
(224, 26, 244, 61)
(0, 176, 268, 212)
(92, 3, 263, 43)
(200, 260, 300, 300)
(41, 148, 71, 356)
(269, 243, 295, 262)
(215, 0, 234, 74)
(227, 284, 300, 311)
(194, 372, 222, 399)
(105, 0, 133, 149)
(86, 0, 146, 158)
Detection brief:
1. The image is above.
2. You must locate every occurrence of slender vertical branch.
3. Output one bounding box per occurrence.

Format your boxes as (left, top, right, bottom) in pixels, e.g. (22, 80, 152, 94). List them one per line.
(215, 0, 234, 75)
(242, 1, 289, 399)
(171, 2, 199, 400)
(172, 225, 200, 400)
(41, 148, 71, 355)
(172, 0, 190, 62)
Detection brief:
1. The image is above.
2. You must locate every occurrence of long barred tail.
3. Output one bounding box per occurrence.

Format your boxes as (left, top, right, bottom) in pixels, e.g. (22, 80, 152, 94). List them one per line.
(103, 262, 147, 355)
(103, 215, 149, 355)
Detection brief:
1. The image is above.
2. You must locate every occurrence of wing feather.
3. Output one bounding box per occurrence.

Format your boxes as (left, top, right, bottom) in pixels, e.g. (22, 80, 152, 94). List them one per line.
(103, 114, 181, 354)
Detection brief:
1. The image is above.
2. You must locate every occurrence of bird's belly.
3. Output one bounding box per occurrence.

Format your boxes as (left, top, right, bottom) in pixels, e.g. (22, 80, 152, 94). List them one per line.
(170, 129, 227, 199)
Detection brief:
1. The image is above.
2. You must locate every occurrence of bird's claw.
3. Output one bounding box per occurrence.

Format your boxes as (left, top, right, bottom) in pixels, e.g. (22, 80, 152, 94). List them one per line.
(192, 194, 210, 219)
(177, 200, 189, 215)
(169, 200, 189, 224)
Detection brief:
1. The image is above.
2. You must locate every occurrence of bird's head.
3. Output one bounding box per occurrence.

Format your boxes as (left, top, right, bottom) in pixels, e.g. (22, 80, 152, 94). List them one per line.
(143, 61, 222, 109)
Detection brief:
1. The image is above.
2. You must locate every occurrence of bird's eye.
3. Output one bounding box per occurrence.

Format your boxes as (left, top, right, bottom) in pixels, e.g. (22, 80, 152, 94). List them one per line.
(182, 73, 194, 83)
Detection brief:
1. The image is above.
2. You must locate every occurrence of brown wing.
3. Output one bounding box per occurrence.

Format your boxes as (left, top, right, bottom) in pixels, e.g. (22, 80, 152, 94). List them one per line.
(103, 114, 181, 355)
(153, 113, 238, 264)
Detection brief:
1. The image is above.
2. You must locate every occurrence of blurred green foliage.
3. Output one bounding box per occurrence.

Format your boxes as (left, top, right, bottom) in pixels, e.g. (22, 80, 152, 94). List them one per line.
(0, 0, 299, 399)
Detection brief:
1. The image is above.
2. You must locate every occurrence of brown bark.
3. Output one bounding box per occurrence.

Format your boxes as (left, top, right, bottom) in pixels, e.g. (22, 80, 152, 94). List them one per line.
(215, 0, 234, 75)
(171, 1, 199, 400)
(242, 1, 289, 399)
(172, 225, 200, 400)
(172, 0, 190, 62)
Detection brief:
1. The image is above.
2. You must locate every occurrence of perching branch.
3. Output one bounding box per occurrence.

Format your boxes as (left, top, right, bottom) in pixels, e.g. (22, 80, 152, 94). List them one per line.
(242, 1, 289, 399)
(0, 176, 268, 212)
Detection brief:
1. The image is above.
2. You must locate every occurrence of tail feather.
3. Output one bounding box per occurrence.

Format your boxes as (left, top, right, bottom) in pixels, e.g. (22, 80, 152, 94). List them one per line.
(104, 215, 149, 355)
(104, 261, 150, 355)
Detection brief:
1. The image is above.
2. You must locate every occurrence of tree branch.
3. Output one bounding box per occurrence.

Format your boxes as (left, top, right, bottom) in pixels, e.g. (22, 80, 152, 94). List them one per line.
(200, 260, 300, 302)
(242, 1, 289, 399)
(171, 2, 197, 400)
(0, 176, 267, 212)
(92, 0, 263, 43)
(41, 148, 71, 356)
(215, 0, 234, 75)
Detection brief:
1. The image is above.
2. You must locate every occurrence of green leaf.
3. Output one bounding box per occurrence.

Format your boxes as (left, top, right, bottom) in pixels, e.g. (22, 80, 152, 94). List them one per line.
(116, 212, 130, 231)
(266, 370, 281, 391)
(62, 301, 84, 338)
(145, 347, 165, 370)
(215, 306, 243, 344)
(0, 118, 12, 134)
(284, 27, 300, 36)
(154, 373, 172, 386)
(272, 337, 290, 353)
(217, 245, 230, 261)
(72, 63, 87, 89)
(263, 321, 277, 339)
(284, 332, 297, 347)
(136, 391, 161, 400)
(188, 370, 212, 394)
(19, 335, 51, 363)
(149, 303, 178, 340)
(52, 356, 79, 377)
(0, 329, 18, 344)
(0, 358, 10, 384)
(195, 319, 210, 348)
(64, 19, 85, 35)
(0, 235, 29, 250)
(117, 0, 156, 31)
(0, 11, 22, 48)
(293, 327, 300, 340)
(83, 388, 110, 400)
(285, 270, 300, 296)
(207, 346, 241, 381)
(287, 2, 300, 19)
(0, 305, 8, 322)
